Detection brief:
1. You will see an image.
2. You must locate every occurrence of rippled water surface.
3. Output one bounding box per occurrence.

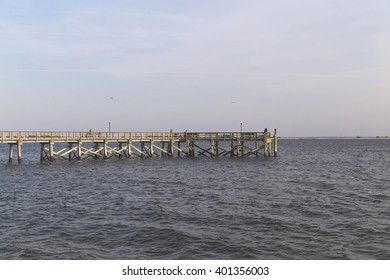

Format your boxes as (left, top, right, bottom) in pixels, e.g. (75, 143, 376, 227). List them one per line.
(0, 139, 389, 259)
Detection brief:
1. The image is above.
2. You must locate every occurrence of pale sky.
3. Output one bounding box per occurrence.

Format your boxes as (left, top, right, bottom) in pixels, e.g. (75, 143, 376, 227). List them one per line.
(1, 0, 389, 136)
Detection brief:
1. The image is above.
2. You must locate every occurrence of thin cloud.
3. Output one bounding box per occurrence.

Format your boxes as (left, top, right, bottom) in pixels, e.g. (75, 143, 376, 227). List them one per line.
(1, 0, 390, 136)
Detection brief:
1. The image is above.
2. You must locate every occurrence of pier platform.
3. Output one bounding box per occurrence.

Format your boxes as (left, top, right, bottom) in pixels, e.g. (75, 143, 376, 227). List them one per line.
(0, 130, 278, 162)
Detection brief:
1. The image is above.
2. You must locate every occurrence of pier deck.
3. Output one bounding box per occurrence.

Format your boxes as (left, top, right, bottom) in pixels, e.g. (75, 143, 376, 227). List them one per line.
(1, 130, 278, 162)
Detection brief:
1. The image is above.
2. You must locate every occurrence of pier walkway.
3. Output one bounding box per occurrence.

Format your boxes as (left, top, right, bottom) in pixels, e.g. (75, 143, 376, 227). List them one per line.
(0, 130, 278, 162)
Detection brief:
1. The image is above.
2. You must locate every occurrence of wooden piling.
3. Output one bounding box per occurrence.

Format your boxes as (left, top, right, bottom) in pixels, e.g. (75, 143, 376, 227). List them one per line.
(127, 141, 132, 157)
(161, 142, 166, 157)
(141, 142, 145, 157)
(103, 141, 108, 158)
(17, 140, 22, 162)
(274, 128, 278, 157)
(150, 140, 154, 156)
(49, 141, 54, 161)
(211, 140, 216, 157)
(186, 140, 191, 157)
(230, 135, 235, 157)
(93, 143, 99, 158)
(68, 143, 73, 160)
(40, 143, 45, 161)
(169, 140, 174, 156)
(9, 143, 13, 162)
(77, 141, 82, 159)
(263, 133, 272, 157)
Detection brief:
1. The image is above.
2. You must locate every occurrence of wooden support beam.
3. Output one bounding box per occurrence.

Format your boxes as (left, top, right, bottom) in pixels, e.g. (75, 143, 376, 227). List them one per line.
(171, 142, 185, 156)
(177, 141, 181, 157)
(40, 143, 45, 161)
(210, 140, 219, 157)
(239, 144, 259, 157)
(127, 141, 133, 157)
(93, 143, 99, 158)
(169, 140, 174, 156)
(161, 142, 166, 157)
(103, 141, 108, 158)
(9, 143, 13, 162)
(118, 143, 123, 158)
(51, 147, 71, 160)
(191, 141, 195, 157)
(49, 141, 54, 161)
(193, 143, 213, 156)
(262, 131, 272, 157)
(17, 140, 22, 162)
(264, 140, 271, 157)
(152, 143, 172, 156)
(188, 141, 195, 157)
(68, 143, 73, 160)
(109, 143, 131, 158)
(198, 147, 213, 156)
(92, 146, 103, 158)
(274, 128, 278, 157)
(141, 142, 145, 157)
(77, 141, 82, 159)
(129, 143, 148, 157)
(236, 139, 241, 157)
(231, 137, 235, 157)
(80, 145, 104, 159)
(149, 140, 154, 156)
(186, 140, 191, 157)
(219, 146, 235, 157)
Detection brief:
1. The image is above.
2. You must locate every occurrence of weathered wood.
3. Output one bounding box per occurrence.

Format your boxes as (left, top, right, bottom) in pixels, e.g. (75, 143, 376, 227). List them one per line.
(127, 141, 133, 157)
(152, 142, 172, 156)
(149, 140, 154, 156)
(40, 144, 45, 161)
(101, 141, 106, 158)
(49, 141, 54, 161)
(9, 144, 13, 162)
(132, 144, 146, 157)
(140, 142, 145, 157)
(210, 140, 219, 157)
(161, 142, 166, 157)
(230, 137, 235, 157)
(169, 140, 174, 156)
(68, 143, 74, 160)
(17, 140, 22, 162)
(77, 141, 82, 159)
(274, 128, 278, 157)
(0, 130, 277, 161)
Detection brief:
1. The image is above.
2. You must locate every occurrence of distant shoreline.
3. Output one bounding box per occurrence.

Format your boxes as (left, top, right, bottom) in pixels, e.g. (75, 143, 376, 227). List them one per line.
(280, 136, 390, 140)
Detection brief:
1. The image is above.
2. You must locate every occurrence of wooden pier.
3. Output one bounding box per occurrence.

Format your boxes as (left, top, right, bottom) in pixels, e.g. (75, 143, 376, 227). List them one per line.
(0, 129, 278, 162)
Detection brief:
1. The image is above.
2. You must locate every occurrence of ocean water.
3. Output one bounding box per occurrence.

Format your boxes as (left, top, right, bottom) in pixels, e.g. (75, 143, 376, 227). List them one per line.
(0, 139, 389, 259)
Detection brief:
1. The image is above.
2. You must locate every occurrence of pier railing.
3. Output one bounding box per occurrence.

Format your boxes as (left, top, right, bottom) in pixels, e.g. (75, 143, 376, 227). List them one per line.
(0, 131, 267, 143)
(0, 131, 173, 142)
